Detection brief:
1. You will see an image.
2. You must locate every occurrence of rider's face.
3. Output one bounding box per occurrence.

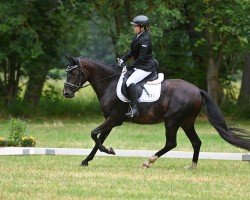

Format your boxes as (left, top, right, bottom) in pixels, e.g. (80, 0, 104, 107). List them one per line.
(133, 25, 141, 34)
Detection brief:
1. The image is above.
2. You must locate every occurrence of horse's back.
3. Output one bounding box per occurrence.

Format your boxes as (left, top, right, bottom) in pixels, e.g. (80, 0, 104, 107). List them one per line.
(160, 79, 202, 118)
(162, 79, 201, 99)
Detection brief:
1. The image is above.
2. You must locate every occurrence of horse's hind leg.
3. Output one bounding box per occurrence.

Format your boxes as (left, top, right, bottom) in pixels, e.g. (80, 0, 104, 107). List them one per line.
(143, 121, 179, 168)
(182, 124, 202, 169)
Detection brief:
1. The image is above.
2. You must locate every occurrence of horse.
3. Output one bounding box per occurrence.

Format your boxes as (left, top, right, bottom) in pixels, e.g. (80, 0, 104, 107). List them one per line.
(63, 54, 250, 169)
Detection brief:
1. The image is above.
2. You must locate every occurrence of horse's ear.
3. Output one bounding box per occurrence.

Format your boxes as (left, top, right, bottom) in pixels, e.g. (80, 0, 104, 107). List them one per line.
(64, 53, 71, 60)
(64, 53, 78, 64)
(71, 56, 79, 64)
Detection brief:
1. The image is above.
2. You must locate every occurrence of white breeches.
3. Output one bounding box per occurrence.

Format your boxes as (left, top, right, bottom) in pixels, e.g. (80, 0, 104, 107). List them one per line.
(126, 68, 151, 87)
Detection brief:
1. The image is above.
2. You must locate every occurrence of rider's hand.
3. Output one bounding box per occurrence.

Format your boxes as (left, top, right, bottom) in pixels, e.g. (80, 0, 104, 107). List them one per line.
(126, 65, 133, 71)
(117, 58, 124, 67)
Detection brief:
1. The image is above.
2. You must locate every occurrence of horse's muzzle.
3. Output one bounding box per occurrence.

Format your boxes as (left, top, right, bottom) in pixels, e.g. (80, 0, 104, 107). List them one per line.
(63, 88, 75, 98)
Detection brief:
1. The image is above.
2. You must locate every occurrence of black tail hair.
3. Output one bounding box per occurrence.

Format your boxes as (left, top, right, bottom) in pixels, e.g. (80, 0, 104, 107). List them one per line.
(200, 89, 250, 151)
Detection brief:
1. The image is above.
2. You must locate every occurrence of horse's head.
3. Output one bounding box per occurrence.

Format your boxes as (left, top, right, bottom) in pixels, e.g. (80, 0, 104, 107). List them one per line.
(63, 54, 87, 98)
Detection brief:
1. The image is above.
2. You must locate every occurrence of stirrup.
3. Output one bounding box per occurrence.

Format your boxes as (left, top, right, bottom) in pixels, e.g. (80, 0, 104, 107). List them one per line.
(125, 106, 139, 118)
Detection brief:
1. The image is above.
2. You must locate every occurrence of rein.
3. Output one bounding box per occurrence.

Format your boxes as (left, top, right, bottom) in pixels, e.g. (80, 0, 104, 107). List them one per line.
(64, 63, 122, 91)
(81, 72, 122, 88)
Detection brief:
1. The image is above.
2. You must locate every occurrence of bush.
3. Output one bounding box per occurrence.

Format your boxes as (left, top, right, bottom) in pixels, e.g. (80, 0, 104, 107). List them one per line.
(0, 79, 102, 118)
(5, 118, 36, 147)
(20, 136, 36, 147)
(7, 118, 27, 146)
(0, 137, 8, 147)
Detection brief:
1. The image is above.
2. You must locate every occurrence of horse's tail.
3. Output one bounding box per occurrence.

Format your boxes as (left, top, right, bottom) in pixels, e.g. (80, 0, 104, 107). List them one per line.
(200, 89, 250, 151)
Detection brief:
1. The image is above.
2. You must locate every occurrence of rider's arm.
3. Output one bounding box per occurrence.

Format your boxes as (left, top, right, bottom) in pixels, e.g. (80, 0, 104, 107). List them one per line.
(121, 51, 132, 62)
(133, 39, 150, 66)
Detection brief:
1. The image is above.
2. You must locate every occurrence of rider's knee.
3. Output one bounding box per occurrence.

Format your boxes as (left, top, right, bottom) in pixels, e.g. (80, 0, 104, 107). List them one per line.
(126, 79, 133, 87)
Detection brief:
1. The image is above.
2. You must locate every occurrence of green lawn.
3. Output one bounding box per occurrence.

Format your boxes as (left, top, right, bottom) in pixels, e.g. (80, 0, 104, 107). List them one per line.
(1, 118, 250, 200)
(0, 156, 249, 200)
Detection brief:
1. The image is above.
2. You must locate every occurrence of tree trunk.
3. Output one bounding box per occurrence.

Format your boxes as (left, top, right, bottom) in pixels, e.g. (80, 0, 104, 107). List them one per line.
(207, 48, 221, 104)
(238, 53, 250, 105)
(3, 55, 21, 103)
(11, 61, 21, 99)
(23, 66, 48, 105)
(124, 0, 132, 23)
(113, 1, 122, 36)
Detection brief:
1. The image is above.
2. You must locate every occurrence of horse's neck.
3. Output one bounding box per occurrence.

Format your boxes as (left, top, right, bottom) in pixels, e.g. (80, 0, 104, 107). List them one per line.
(91, 76, 117, 101)
(84, 60, 118, 101)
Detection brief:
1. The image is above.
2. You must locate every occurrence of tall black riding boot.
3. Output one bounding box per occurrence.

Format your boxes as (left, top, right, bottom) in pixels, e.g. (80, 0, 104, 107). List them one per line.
(125, 84, 139, 117)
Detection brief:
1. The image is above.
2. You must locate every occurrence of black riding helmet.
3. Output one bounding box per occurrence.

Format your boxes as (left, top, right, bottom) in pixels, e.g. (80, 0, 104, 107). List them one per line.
(130, 15, 149, 27)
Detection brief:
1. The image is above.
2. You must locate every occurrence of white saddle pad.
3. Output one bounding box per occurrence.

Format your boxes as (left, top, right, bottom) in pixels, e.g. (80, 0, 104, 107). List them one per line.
(116, 67, 164, 103)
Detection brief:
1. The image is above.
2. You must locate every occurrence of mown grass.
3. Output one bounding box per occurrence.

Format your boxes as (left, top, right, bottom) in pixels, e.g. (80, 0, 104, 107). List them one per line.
(1, 118, 249, 200)
(0, 156, 249, 200)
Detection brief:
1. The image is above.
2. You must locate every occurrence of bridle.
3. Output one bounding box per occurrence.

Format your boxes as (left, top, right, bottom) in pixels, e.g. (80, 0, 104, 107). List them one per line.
(64, 64, 86, 91)
(64, 60, 122, 92)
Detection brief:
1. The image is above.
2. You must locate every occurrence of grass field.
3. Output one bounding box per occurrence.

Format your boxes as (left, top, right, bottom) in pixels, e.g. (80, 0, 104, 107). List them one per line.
(1, 119, 250, 199)
(0, 156, 249, 200)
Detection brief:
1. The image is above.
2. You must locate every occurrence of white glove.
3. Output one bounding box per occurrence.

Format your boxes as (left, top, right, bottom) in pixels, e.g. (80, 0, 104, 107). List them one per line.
(117, 58, 124, 67)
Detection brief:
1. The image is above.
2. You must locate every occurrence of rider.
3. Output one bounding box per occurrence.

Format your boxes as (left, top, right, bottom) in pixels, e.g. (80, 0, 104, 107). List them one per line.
(117, 15, 157, 118)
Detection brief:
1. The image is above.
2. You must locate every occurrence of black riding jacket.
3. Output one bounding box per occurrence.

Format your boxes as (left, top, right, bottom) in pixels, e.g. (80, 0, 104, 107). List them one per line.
(121, 31, 157, 72)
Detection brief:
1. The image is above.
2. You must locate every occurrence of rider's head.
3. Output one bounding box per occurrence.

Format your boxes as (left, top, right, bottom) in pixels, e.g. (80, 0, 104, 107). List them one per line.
(130, 15, 149, 34)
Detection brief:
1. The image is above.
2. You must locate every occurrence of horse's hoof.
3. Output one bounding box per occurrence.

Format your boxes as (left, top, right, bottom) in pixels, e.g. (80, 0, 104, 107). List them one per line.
(184, 166, 197, 170)
(184, 163, 197, 170)
(81, 161, 89, 167)
(149, 155, 158, 163)
(142, 161, 150, 169)
(108, 147, 116, 155)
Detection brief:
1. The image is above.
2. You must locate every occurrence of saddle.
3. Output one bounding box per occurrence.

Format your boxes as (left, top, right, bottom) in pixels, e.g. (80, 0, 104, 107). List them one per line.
(116, 67, 164, 103)
(121, 70, 157, 98)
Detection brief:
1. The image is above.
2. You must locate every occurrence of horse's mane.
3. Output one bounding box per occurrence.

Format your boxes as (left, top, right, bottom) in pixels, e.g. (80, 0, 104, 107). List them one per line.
(79, 56, 120, 72)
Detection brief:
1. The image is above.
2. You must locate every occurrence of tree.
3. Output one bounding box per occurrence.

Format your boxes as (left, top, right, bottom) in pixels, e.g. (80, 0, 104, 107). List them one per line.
(237, 1, 250, 108)
(81, 1, 208, 89)
(238, 52, 250, 105)
(23, 1, 78, 104)
(0, 0, 90, 105)
(1, 0, 249, 113)
(193, 0, 249, 104)
(0, 1, 43, 102)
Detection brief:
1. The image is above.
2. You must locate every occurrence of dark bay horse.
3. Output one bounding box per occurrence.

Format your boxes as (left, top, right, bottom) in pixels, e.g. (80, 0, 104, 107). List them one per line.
(63, 54, 250, 169)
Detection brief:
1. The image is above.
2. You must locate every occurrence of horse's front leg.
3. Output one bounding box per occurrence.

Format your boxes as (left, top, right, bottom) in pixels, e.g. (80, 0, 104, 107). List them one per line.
(81, 130, 111, 166)
(91, 118, 116, 155)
